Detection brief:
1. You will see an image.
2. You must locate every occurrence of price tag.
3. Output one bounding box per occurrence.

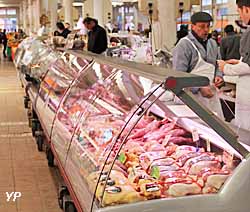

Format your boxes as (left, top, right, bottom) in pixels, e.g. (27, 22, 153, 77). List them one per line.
(192, 129, 199, 142)
(206, 139, 211, 152)
(162, 134, 172, 146)
(223, 150, 234, 167)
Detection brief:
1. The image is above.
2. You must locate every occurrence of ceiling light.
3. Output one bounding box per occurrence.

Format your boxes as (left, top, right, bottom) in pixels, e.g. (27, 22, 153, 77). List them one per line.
(72, 2, 83, 6)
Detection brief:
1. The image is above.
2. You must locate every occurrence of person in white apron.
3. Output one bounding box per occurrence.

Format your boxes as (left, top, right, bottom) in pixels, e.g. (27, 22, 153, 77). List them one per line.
(217, 0, 250, 131)
(183, 37, 224, 119)
(172, 12, 224, 119)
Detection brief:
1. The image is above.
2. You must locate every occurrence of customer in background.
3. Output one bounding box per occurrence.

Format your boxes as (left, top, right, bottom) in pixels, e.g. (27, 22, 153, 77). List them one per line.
(1, 29, 7, 58)
(83, 17, 107, 54)
(217, 0, 250, 130)
(173, 12, 224, 119)
(175, 24, 189, 45)
(64, 22, 71, 30)
(56, 22, 71, 39)
(53, 30, 60, 36)
(211, 30, 220, 46)
(220, 25, 241, 60)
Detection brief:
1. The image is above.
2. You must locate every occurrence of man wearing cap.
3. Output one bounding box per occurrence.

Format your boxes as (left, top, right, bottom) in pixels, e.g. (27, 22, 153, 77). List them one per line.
(217, 0, 250, 130)
(173, 11, 224, 119)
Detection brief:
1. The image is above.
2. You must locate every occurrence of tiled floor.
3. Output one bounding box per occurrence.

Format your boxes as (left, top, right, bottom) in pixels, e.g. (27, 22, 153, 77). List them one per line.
(0, 59, 61, 212)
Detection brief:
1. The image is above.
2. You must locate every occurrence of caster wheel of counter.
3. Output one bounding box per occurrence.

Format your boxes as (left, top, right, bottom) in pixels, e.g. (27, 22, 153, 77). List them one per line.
(24, 97, 29, 109)
(31, 119, 38, 137)
(65, 203, 76, 212)
(36, 136, 43, 152)
(47, 148, 54, 167)
(31, 126, 36, 137)
(58, 186, 68, 209)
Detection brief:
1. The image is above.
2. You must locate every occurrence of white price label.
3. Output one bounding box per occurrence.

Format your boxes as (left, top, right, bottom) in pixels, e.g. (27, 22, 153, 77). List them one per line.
(192, 129, 199, 142)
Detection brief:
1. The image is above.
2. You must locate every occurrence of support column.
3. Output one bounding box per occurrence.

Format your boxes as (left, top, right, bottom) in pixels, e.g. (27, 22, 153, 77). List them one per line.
(36, 0, 41, 30)
(33, 0, 40, 32)
(63, 0, 73, 26)
(22, 0, 28, 33)
(212, 0, 217, 31)
(153, 0, 176, 50)
(49, 0, 58, 32)
(83, 0, 112, 26)
(19, 3, 23, 29)
(28, 0, 33, 34)
(40, 0, 48, 15)
(134, 5, 138, 31)
(228, 0, 238, 30)
(103, 0, 112, 27)
(93, 0, 104, 26)
(83, 0, 94, 18)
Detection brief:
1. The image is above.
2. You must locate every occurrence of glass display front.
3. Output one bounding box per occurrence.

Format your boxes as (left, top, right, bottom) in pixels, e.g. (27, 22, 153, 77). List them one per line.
(90, 86, 241, 210)
(61, 66, 166, 211)
(51, 62, 114, 164)
(14, 39, 246, 211)
(55, 65, 241, 211)
(35, 53, 91, 136)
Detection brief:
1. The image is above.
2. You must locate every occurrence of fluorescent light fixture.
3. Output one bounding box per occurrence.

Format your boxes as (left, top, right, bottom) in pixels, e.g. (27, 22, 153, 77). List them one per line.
(72, 2, 83, 6)
(112, 2, 124, 6)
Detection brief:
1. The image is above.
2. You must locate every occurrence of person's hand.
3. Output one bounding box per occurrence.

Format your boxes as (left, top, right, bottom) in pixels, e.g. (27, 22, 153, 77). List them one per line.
(226, 59, 240, 65)
(217, 60, 227, 72)
(214, 76, 224, 87)
(200, 86, 214, 98)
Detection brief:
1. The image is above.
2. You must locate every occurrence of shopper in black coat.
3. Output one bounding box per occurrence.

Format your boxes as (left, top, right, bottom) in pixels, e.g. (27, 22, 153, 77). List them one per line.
(56, 22, 71, 39)
(83, 17, 107, 54)
(1, 29, 7, 58)
(220, 25, 241, 60)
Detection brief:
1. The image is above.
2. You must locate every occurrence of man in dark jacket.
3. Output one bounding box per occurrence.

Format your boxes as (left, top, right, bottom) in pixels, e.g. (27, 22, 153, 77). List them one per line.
(220, 25, 241, 60)
(56, 22, 71, 39)
(1, 29, 7, 58)
(83, 17, 107, 54)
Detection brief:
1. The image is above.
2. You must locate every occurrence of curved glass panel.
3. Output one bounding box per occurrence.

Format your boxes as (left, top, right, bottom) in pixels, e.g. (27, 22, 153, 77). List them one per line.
(36, 53, 91, 136)
(96, 87, 242, 210)
(63, 68, 151, 211)
(51, 62, 114, 164)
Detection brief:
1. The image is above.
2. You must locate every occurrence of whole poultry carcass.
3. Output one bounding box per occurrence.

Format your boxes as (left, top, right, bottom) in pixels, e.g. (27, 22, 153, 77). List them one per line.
(162, 177, 202, 197)
(198, 168, 231, 193)
(182, 153, 222, 175)
(171, 145, 204, 159)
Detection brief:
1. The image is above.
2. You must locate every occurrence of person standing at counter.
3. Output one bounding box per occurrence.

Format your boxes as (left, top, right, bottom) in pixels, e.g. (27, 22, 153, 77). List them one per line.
(217, 0, 250, 130)
(56, 22, 71, 39)
(220, 24, 241, 60)
(83, 17, 107, 54)
(172, 12, 224, 119)
(1, 29, 7, 58)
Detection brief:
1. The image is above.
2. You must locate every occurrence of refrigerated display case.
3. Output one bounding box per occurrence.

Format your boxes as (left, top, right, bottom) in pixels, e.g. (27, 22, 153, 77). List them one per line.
(16, 46, 250, 212)
(14, 37, 60, 86)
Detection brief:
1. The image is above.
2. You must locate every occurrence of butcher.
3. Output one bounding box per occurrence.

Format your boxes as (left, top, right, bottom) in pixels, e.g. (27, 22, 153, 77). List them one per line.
(172, 12, 224, 119)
